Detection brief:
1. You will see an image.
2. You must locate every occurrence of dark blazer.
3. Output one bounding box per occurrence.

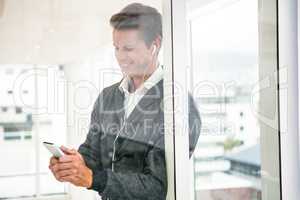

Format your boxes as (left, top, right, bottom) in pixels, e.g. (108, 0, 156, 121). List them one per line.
(78, 79, 201, 200)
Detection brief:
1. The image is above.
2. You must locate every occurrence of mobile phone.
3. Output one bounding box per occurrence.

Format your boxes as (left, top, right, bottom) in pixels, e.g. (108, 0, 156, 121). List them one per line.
(43, 142, 65, 158)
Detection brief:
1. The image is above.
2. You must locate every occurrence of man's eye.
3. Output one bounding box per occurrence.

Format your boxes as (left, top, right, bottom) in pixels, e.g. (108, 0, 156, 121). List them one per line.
(124, 47, 134, 51)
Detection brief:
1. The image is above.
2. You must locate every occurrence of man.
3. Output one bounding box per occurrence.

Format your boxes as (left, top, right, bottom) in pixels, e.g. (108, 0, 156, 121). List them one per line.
(49, 3, 201, 200)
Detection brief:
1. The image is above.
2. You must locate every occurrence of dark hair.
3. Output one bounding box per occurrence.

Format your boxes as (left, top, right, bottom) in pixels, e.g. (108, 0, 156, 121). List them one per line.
(110, 3, 162, 47)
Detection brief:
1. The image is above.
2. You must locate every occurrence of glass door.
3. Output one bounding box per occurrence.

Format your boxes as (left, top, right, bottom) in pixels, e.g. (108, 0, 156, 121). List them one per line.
(168, 0, 284, 199)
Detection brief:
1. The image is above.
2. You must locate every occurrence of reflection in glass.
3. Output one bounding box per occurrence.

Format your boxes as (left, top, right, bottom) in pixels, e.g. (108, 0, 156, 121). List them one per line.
(187, 0, 265, 199)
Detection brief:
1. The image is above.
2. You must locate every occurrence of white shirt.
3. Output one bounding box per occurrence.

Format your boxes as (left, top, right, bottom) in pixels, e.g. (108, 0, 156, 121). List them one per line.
(119, 66, 163, 118)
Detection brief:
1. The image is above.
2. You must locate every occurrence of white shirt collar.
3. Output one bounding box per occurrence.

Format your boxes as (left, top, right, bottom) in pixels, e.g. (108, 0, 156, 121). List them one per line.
(119, 65, 163, 94)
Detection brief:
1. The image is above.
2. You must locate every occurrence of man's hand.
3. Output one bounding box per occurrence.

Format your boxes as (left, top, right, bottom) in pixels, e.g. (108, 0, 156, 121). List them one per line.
(49, 146, 93, 188)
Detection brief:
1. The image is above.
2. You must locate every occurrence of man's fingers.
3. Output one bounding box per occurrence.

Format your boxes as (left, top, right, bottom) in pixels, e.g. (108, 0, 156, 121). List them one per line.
(49, 156, 59, 166)
(56, 169, 77, 178)
(50, 167, 76, 183)
(60, 146, 77, 155)
(51, 163, 74, 172)
(59, 154, 77, 163)
(59, 175, 78, 184)
(50, 168, 62, 182)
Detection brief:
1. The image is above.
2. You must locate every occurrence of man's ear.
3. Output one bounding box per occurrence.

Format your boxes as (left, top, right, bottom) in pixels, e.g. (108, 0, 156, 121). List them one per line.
(152, 45, 157, 55)
(151, 36, 162, 55)
(156, 36, 162, 50)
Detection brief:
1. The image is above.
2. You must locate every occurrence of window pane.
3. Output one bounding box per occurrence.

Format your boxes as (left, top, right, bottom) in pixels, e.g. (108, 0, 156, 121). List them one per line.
(37, 66, 67, 195)
(0, 66, 36, 198)
(185, 0, 280, 199)
(0, 176, 36, 197)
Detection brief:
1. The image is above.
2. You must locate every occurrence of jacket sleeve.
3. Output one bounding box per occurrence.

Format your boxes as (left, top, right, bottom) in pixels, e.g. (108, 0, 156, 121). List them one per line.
(91, 135, 167, 200)
(78, 91, 104, 172)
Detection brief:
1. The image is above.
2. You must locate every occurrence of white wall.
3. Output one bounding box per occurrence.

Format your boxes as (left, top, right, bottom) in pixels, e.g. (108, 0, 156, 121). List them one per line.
(0, 0, 161, 65)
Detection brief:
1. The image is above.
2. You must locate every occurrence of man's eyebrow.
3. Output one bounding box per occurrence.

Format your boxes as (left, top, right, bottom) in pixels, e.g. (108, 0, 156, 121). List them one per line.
(114, 44, 136, 48)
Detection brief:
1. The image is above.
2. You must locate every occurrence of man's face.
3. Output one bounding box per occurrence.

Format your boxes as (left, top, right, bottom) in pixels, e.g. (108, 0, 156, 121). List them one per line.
(113, 29, 153, 77)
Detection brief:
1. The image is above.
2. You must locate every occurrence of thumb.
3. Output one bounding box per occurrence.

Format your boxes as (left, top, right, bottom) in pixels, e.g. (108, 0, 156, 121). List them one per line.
(60, 145, 77, 155)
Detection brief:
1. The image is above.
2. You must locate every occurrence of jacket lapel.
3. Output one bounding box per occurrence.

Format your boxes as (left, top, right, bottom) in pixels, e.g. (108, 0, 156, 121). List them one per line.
(126, 79, 163, 123)
(113, 85, 126, 124)
(116, 80, 164, 152)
